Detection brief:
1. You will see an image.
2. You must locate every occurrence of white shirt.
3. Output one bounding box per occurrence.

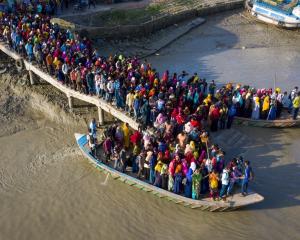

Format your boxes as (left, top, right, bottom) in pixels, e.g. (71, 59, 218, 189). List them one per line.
(221, 170, 229, 185)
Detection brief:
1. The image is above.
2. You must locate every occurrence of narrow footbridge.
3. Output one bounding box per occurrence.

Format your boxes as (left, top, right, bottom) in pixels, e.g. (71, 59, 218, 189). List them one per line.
(0, 43, 139, 130)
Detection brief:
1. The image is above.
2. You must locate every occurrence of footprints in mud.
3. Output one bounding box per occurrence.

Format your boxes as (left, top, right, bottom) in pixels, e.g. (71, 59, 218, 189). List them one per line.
(27, 147, 82, 174)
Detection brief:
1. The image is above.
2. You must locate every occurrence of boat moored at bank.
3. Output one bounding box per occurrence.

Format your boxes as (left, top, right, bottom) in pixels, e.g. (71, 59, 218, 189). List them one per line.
(234, 115, 300, 127)
(246, 0, 300, 28)
(75, 133, 264, 212)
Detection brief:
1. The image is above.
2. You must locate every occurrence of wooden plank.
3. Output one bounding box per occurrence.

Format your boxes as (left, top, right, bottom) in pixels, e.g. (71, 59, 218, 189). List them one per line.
(142, 188, 153, 192)
(219, 207, 230, 212)
(0, 43, 22, 60)
(183, 202, 192, 207)
(210, 206, 222, 212)
(133, 184, 144, 189)
(200, 205, 212, 211)
(190, 204, 202, 209)
(111, 174, 120, 180)
(124, 180, 136, 186)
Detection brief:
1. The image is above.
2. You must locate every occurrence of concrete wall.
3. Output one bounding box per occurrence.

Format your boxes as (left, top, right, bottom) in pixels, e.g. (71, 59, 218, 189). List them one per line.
(76, 0, 244, 39)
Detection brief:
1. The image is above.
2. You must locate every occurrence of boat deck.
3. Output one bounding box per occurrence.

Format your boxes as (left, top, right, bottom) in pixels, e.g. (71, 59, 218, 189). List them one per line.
(235, 110, 300, 127)
(76, 134, 264, 211)
(259, 0, 298, 12)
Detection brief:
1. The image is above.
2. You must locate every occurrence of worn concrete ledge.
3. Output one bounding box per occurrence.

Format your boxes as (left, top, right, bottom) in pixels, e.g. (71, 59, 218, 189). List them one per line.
(75, 0, 244, 39)
(140, 17, 206, 59)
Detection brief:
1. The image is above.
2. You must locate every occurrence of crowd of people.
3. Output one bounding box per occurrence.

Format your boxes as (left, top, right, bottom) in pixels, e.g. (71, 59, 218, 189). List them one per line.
(0, 2, 299, 200)
(89, 120, 254, 200)
(2, 0, 71, 15)
(0, 6, 299, 134)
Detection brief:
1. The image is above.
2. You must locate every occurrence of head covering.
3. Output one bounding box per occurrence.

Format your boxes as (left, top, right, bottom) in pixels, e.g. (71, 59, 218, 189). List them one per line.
(175, 164, 182, 174)
(190, 162, 196, 172)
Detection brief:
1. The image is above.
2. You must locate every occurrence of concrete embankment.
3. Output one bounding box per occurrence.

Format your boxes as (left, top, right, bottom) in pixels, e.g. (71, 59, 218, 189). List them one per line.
(75, 0, 244, 39)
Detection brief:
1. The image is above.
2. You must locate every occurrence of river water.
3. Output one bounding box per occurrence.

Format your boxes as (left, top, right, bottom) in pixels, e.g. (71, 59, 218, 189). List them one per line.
(0, 11, 299, 240)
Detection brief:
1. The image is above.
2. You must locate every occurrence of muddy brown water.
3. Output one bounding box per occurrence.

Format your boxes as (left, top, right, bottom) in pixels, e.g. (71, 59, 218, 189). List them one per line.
(1, 11, 300, 240)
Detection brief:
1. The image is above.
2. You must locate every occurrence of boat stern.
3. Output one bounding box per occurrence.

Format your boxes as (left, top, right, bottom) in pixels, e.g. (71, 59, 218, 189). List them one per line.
(75, 133, 85, 141)
(251, 1, 300, 28)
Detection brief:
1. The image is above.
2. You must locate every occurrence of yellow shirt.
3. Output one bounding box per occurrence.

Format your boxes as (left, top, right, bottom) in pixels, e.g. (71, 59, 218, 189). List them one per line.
(209, 173, 219, 189)
(262, 96, 270, 111)
(293, 96, 300, 108)
(53, 58, 61, 69)
(122, 123, 130, 148)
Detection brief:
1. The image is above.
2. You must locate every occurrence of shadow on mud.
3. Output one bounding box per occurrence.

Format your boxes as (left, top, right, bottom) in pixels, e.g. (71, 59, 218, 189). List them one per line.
(148, 11, 241, 82)
(223, 126, 300, 211)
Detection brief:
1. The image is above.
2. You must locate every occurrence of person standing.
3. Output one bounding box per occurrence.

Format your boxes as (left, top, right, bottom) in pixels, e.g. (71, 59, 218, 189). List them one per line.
(62, 62, 70, 86)
(137, 152, 145, 179)
(173, 163, 183, 194)
(241, 160, 254, 196)
(282, 91, 291, 109)
(119, 147, 127, 173)
(133, 95, 140, 120)
(126, 90, 135, 116)
(227, 166, 241, 196)
(87, 128, 97, 157)
(86, 70, 95, 95)
(251, 96, 260, 120)
(209, 104, 220, 132)
(208, 80, 216, 96)
(161, 164, 169, 190)
(75, 68, 82, 92)
(184, 162, 196, 198)
(292, 92, 300, 120)
(88, 0, 96, 9)
(131, 142, 140, 173)
(94, 72, 101, 97)
(106, 78, 114, 103)
(219, 167, 230, 201)
(103, 136, 112, 163)
(219, 103, 228, 129)
(25, 40, 34, 62)
(208, 169, 219, 200)
(262, 95, 270, 119)
(89, 118, 97, 136)
(291, 87, 299, 99)
(192, 168, 202, 200)
(227, 104, 236, 129)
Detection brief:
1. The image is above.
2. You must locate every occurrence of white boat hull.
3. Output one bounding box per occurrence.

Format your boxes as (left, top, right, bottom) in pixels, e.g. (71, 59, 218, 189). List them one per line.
(252, 10, 300, 27)
(246, 0, 300, 28)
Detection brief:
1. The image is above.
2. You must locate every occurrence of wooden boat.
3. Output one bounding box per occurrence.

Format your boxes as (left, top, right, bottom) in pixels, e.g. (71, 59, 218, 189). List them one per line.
(245, 0, 300, 28)
(75, 133, 264, 212)
(234, 115, 300, 128)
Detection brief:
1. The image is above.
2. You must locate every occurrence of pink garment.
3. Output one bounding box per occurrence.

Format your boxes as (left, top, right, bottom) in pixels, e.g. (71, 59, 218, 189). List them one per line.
(198, 150, 206, 165)
(182, 159, 189, 177)
(143, 134, 151, 148)
(156, 113, 166, 125)
(169, 159, 176, 177)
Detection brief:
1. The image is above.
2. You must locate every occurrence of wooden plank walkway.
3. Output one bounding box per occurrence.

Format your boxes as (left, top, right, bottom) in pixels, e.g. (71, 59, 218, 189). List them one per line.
(0, 44, 22, 60)
(0, 43, 140, 130)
